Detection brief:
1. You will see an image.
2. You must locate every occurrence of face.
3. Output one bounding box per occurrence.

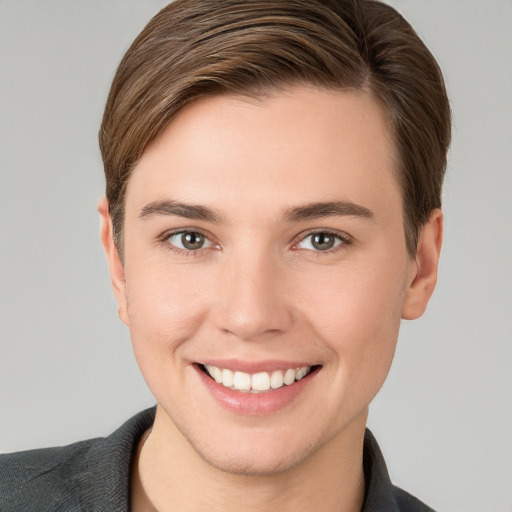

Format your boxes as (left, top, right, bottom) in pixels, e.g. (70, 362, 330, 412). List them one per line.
(102, 85, 440, 475)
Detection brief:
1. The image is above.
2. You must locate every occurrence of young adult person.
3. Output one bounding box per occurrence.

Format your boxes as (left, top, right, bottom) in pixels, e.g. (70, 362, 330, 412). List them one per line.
(0, 0, 450, 510)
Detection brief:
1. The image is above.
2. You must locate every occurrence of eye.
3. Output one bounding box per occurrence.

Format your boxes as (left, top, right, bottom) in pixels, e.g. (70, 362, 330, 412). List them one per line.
(296, 231, 346, 251)
(166, 231, 213, 251)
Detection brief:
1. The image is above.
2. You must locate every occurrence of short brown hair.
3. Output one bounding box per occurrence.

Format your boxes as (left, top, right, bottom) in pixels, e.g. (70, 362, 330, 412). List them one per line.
(99, 0, 451, 256)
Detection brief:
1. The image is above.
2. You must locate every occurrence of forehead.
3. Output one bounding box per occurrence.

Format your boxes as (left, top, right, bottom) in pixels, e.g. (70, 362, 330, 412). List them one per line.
(125, 85, 400, 222)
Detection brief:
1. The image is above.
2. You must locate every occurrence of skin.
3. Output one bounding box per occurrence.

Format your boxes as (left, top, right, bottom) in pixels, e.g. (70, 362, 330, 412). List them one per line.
(99, 85, 442, 512)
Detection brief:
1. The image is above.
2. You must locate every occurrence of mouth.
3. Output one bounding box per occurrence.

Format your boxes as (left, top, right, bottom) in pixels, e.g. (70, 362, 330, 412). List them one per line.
(197, 363, 321, 394)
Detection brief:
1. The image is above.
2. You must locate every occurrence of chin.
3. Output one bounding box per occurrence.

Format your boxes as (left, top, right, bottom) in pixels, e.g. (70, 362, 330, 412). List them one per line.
(177, 419, 330, 477)
(195, 442, 311, 476)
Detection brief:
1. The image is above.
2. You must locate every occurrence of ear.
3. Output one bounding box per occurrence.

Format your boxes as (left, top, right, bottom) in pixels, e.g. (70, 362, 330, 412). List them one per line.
(98, 197, 130, 326)
(401, 209, 443, 320)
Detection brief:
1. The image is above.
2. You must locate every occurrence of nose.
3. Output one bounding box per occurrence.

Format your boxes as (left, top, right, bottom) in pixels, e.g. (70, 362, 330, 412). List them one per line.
(212, 250, 294, 342)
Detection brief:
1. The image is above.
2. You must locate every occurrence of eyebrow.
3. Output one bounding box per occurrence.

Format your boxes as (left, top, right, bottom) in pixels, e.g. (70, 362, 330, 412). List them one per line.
(139, 200, 223, 223)
(282, 201, 374, 222)
(139, 199, 374, 223)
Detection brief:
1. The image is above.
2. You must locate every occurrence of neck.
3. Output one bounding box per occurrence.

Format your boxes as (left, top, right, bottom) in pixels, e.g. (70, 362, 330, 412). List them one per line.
(133, 406, 366, 512)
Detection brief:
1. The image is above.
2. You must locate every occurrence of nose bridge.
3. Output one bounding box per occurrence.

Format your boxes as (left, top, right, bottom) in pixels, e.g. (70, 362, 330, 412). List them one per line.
(214, 244, 293, 341)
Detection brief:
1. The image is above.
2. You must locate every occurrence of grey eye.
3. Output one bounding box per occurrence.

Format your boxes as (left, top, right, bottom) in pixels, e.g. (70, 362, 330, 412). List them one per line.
(298, 232, 343, 251)
(167, 231, 211, 250)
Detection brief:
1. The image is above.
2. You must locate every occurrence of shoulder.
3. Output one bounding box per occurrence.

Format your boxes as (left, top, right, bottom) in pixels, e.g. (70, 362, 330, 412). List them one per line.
(0, 439, 99, 510)
(393, 485, 437, 512)
(0, 407, 156, 511)
(363, 429, 437, 512)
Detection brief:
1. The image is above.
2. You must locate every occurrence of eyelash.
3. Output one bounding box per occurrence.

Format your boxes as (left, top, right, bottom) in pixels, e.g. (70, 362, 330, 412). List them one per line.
(158, 229, 352, 257)
(293, 230, 353, 255)
(159, 229, 217, 257)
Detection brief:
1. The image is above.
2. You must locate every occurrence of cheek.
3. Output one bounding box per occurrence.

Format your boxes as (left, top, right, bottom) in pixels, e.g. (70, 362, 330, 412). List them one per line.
(301, 258, 404, 330)
(302, 268, 403, 419)
(297, 259, 406, 378)
(123, 262, 212, 370)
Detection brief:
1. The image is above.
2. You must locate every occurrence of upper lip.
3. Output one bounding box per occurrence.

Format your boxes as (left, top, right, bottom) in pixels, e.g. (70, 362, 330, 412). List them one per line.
(195, 359, 320, 373)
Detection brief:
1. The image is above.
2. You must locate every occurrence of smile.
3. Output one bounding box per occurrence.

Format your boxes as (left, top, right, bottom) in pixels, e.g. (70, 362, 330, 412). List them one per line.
(200, 364, 315, 393)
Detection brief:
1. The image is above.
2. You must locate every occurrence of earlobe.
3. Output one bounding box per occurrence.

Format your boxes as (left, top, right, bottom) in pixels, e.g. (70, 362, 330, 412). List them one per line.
(401, 209, 443, 320)
(98, 197, 130, 326)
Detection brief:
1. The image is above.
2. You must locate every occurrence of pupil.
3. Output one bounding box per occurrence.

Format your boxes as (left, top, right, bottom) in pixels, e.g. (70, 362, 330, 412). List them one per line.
(312, 233, 334, 250)
(182, 232, 204, 250)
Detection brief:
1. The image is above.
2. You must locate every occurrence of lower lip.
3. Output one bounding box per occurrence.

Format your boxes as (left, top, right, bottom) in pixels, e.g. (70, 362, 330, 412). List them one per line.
(194, 365, 318, 415)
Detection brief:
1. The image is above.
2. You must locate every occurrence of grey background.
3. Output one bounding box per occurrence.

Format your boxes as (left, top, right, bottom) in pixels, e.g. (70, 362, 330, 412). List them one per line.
(1, 1, 511, 511)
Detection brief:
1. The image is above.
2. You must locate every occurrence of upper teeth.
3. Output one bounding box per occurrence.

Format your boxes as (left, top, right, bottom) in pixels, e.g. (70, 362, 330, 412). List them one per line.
(204, 365, 312, 393)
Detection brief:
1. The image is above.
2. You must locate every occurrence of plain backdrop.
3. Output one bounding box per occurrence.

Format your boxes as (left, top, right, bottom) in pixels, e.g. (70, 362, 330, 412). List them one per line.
(1, 1, 511, 511)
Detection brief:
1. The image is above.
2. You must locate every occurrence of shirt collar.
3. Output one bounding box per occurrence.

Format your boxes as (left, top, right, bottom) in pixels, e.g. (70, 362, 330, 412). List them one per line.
(75, 408, 406, 511)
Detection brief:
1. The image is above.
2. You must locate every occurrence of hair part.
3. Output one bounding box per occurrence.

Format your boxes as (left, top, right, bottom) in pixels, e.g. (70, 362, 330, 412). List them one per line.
(99, 0, 451, 256)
